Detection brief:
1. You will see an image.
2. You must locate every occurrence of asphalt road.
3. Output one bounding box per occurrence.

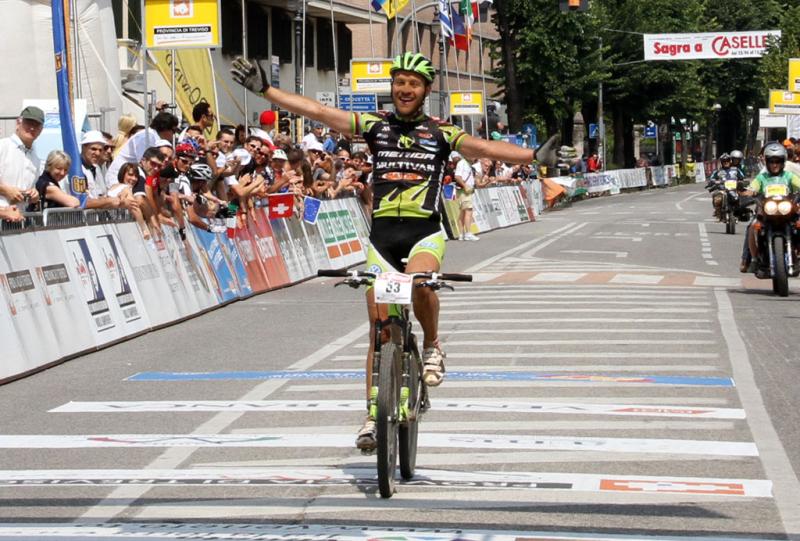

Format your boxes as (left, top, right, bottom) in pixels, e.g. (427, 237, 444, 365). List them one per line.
(0, 182, 799, 541)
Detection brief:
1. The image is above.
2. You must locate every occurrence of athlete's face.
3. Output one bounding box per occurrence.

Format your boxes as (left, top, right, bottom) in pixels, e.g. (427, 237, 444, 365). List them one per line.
(391, 72, 430, 118)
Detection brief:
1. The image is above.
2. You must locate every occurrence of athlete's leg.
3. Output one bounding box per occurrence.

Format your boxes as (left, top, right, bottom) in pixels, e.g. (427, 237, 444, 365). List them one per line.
(404, 251, 441, 349)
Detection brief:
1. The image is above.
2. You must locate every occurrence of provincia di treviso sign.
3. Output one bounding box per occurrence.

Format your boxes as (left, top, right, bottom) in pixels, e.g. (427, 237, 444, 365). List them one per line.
(643, 30, 781, 61)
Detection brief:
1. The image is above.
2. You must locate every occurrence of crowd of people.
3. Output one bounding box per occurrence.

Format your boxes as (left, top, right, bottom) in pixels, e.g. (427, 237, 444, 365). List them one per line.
(0, 103, 537, 239)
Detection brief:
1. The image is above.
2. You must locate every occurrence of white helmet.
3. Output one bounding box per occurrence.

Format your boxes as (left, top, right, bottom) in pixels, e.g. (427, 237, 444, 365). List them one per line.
(763, 142, 787, 161)
(730, 149, 743, 160)
(188, 163, 213, 183)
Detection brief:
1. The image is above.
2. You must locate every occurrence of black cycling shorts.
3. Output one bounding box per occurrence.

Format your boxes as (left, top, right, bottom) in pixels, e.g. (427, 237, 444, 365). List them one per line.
(368, 217, 443, 272)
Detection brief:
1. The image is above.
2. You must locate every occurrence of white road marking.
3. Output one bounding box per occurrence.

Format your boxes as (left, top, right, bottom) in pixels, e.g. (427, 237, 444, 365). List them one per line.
(333, 352, 720, 361)
(0, 522, 777, 541)
(0, 468, 769, 497)
(561, 250, 629, 258)
(439, 329, 713, 335)
(442, 300, 711, 307)
(592, 235, 642, 242)
(694, 277, 742, 287)
(49, 400, 745, 419)
(0, 433, 759, 456)
(697, 222, 718, 266)
(528, 272, 587, 282)
(353, 339, 715, 348)
(438, 318, 713, 324)
(441, 308, 711, 314)
(715, 289, 800, 536)
(609, 274, 665, 285)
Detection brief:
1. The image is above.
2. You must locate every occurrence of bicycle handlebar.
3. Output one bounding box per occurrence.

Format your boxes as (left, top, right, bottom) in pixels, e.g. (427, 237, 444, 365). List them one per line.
(317, 269, 472, 282)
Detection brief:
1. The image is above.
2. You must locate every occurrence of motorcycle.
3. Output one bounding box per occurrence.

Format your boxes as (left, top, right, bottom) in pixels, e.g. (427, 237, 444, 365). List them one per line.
(707, 178, 754, 234)
(752, 185, 800, 297)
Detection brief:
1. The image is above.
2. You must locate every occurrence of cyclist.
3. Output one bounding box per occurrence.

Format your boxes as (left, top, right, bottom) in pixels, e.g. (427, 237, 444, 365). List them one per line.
(231, 52, 552, 450)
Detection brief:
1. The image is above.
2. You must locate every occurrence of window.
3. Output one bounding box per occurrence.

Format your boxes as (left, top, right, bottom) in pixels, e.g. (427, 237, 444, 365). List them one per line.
(272, 8, 293, 64)
(247, 3, 269, 59)
(111, 0, 141, 42)
(221, 1, 243, 55)
(337, 23, 352, 74)
(305, 18, 315, 67)
(317, 19, 334, 71)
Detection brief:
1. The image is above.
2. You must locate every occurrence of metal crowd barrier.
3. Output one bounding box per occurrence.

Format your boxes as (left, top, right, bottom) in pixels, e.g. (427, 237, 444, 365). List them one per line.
(0, 208, 133, 234)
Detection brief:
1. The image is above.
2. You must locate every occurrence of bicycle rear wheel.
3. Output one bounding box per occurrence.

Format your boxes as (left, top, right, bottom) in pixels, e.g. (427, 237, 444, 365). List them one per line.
(377, 341, 400, 498)
(399, 335, 421, 480)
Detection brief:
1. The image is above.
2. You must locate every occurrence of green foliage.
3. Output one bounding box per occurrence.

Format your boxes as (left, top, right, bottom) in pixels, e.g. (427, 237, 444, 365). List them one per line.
(759, 2, 800, 92)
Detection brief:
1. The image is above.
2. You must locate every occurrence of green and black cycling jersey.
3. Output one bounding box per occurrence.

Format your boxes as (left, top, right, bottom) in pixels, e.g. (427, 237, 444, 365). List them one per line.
(351, 110, 467, 220)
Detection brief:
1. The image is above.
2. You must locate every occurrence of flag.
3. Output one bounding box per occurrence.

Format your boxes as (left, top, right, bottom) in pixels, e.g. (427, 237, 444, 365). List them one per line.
(303, 196, 322, 225)
(450, 9, 471, 51)
(51, 1, 87, 208)
(268, 193, 295, 220)
(442, 183, 456, 200)
(152, 49, 220, 140)
(438, 0, 454, 39)
(371, 0, 409, 19)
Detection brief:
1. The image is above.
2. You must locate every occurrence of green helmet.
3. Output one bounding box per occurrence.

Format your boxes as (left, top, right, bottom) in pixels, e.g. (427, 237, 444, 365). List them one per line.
(390, 52, 435, 84)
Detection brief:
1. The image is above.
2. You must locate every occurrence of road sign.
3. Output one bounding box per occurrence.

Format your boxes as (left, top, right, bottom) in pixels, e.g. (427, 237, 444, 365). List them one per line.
(588, 123, 599, 139)
(769, 89, 800, 115)
(790, 58, 800, 93)
(350, 59, 392, 93)
(338, 93, 378, 112)
(644, 125, 657, 138)
(449, 91, 484, 116)
(143, 0, 221, 50)
(316, 92, 335, 108)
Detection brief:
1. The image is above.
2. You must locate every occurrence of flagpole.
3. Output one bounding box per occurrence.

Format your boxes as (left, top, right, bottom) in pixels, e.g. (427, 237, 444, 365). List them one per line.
(367, 0, 375, 57)
(241, 0, 249, 131)
(476, 10, 489, 139)
(70, 0, 82, 100)
(302, 0, 307, 95)
(329, 0, 340, 108)
(141, 0, 151, 148)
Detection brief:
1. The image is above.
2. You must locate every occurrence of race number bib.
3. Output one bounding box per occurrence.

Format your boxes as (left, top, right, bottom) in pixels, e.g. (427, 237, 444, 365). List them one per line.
(374, 272, 413, 305)
(765, 184, 789, 197)
(724, 181, 738, 190)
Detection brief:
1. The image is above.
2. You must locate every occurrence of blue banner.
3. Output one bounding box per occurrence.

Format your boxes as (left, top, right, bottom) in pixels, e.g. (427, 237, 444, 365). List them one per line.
(192, 229, 239, 302)
(51, 1, 87, 207)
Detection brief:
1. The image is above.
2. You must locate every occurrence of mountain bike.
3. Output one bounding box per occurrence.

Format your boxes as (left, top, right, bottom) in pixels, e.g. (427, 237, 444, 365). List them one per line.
(318, 268, 472, 498)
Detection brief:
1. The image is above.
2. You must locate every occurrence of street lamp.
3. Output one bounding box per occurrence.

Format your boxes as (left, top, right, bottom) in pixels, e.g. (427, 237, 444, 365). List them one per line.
(745, 105, 754, 156)
(711, 103, 722, 159)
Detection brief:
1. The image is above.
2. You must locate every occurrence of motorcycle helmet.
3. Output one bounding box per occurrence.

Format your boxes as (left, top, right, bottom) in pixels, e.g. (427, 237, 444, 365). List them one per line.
(763, 142, 787, 161)
(719, 152, 731, 162)
(730, 149, 744, 160)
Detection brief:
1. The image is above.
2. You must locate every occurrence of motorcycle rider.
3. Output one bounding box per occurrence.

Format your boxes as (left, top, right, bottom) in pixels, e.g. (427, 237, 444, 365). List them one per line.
(707, 153, 744, 219)
(730, 149, 746, 178)
(739, 142, 800, 275)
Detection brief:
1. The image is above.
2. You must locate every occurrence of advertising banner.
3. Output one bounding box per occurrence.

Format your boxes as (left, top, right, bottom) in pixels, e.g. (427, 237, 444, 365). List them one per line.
(27, 230, 97, 359)
(342, 198, 371, 251)
(144, 0, 221, 49)
(192, 229, 240, 302)
(218, 233, 253, 297)
(93, 231, 147, 327)
(300, 220, 332, 270)
(269, 218, 303, 283)
(284, 217, 315, 279)
(149, 230, 199, 317)
(113, 224, 181, 326)
(233, 221, 270, 293)
(449, 91, 484, 116)
(0, 234, 62, 369)
(250, 209, 290, 288)
(769, 90, 800, 115)
(151, 49, 219, 139)
(643, 31, 781, 61)
(350, 59, 393, 94)
(516, 183, 535, 221)
(791, 58, 800, 93)
(441, 197, 462, 239)
(470, 189, 492, 232)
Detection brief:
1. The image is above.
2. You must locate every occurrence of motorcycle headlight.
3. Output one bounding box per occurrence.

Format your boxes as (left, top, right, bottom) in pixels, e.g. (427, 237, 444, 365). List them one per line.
(764, 200, 779, 215)
(778, 200, 793, 215)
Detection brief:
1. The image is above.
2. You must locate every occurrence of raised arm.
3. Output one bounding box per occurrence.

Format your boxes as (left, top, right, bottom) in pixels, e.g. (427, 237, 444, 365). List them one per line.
(457, 134, 534, 165)
(231, 57, 354, 136)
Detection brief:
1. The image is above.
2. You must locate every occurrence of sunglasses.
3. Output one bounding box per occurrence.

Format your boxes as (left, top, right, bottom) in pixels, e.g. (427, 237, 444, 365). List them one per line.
(178, 156, 193, 164)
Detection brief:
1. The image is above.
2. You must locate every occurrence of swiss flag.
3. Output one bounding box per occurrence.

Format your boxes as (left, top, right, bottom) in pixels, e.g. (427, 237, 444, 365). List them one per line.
(268, 193, 294, 219)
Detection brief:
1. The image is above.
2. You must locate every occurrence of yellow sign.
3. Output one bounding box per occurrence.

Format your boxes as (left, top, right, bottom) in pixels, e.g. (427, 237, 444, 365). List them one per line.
(351, 59, 393, 93)
(790, 58, 800, 93)
(144, 0, 221, 50)
(449, 91, 484, 116)
(151, 49, 219, 139)
(769, 89, 800, 115)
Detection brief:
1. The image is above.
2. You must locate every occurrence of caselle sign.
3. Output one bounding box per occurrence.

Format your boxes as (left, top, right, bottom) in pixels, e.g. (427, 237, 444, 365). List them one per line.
(643, 31, 781, 61)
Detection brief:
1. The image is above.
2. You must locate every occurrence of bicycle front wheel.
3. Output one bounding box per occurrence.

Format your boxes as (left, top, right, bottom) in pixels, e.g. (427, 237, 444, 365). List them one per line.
(377, 341, 401, 498)
(399, 335, 421, 480)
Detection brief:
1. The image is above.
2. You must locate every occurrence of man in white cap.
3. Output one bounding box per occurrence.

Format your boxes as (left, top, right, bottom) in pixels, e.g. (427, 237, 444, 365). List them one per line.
(0, 106, 44, 210)
(452, 151, 479, 241)
(80, 130, 131, 210)
(301, 121, 324, 151)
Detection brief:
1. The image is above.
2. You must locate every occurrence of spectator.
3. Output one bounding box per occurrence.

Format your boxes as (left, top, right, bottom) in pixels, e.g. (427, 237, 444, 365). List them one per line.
(587, 151, 601, 172)
(234, 124, 248, 149)
(302, 121, 324, 151)
(209, 128, 240, 199)
(267, 149, 289, 194)
(111, 113, 137, 158)
(192, 102, 216, 134)
(0, 206, 23, 223)
(259, 110, 277, 138)
(137, 146, 172, 232)
(453, 152, 479, 241)
(79, 131, 110, 200)
(107, 111, 179, 184)
(0, 106, 43, 209)
(323, 129, 338, 153)
(31, 150, 80, 210)
(107, 162, 149, 237)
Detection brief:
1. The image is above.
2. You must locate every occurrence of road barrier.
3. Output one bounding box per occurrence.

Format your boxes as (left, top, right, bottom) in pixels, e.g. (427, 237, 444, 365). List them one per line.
(440, 181, 540, 238)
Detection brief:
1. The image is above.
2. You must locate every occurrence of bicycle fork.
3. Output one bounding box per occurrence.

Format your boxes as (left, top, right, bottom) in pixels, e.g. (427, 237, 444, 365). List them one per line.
(368, 315, 414, 425)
